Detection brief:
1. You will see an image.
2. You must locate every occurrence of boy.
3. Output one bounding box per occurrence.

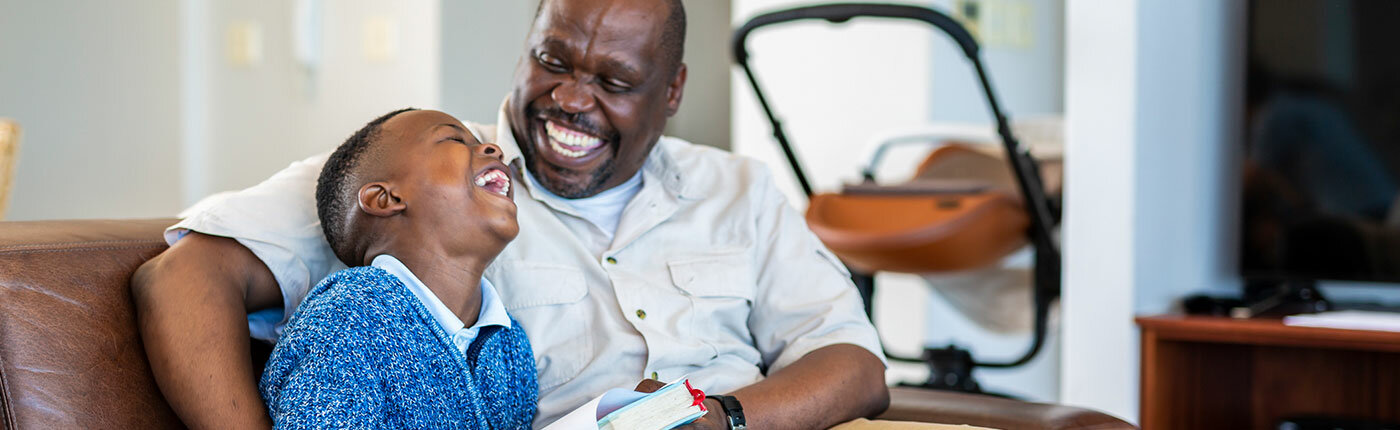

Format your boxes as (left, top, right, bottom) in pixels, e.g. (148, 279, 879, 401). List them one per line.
(259, 108, 537, 429)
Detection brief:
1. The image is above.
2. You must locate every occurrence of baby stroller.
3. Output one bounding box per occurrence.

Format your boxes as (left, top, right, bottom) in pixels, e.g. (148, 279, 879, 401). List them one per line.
(732, 3, 1062, 395)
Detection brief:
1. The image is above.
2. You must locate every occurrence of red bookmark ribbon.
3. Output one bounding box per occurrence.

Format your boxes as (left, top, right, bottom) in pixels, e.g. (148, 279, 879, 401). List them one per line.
(685, 380, 707, 412)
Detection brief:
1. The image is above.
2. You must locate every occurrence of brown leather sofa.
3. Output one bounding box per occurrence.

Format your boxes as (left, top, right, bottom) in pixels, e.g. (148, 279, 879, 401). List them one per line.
(0, 219, 1135, 429)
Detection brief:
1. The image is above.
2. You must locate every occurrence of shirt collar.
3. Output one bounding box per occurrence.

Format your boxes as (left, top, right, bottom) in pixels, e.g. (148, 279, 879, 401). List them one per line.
(490, 96, 701, 203)
(370, 254, 511, 335)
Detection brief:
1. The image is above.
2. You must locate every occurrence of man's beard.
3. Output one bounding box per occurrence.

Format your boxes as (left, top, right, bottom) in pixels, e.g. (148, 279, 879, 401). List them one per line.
(518, 141, 617, 199)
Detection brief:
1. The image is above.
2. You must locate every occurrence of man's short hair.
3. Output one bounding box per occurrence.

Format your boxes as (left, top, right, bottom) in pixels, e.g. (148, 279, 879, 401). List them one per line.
(316, 108, 417, 266)
(535, 0, 686, 74)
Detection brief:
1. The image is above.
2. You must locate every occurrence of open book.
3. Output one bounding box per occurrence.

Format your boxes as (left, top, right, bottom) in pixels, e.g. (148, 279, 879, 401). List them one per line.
(543, 377, 708, 430)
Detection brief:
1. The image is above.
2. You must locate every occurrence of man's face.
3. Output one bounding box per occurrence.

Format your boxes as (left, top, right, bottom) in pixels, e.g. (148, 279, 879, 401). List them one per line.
(508, 0, 686, 198)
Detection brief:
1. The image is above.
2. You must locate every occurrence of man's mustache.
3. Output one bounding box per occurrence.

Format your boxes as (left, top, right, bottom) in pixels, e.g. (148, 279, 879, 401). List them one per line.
(533, 107, 619, 142)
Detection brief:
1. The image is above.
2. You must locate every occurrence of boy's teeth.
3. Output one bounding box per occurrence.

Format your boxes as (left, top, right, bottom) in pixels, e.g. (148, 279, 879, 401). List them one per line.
(474, 170, 510, 196)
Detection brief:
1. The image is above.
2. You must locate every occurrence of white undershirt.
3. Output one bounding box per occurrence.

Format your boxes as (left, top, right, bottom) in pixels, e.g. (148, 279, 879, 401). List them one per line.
(527, 170, 644, 240)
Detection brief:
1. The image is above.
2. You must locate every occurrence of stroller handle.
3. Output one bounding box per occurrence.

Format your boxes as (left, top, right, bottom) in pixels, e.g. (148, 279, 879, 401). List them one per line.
(732, 3, 979, 64)
(732, 3, 1063, 373)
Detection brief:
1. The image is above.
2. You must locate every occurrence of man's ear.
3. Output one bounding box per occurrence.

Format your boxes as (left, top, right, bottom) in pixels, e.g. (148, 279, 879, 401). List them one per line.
(664, 63, 687, 117)
(357, 182, 407, 218)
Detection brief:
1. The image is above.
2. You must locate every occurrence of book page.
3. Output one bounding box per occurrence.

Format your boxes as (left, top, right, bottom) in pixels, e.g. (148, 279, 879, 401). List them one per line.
(541, 388, 650, 430)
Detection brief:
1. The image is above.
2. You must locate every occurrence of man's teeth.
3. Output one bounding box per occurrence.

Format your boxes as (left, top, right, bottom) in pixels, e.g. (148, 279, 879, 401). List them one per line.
(551, 139, 587, 158)
(545, 120, 602, 158)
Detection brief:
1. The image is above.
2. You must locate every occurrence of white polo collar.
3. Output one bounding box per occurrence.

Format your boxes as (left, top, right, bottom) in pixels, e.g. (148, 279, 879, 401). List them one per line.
(370, 254, 511, 335)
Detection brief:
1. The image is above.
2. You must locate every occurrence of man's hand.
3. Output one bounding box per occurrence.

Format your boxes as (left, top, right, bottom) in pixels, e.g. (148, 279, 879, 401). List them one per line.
(633, 380, 727, 430)
(691, 344, 888, 430)
(132, 233, 282, 429)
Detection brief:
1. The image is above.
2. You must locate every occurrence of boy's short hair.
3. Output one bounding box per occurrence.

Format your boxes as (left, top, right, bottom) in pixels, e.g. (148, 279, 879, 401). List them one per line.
(316, 108, 417, 266)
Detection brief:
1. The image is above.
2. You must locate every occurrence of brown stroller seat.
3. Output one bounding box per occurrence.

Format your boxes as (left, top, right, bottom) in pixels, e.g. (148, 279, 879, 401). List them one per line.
(806, 143, 1060, 274)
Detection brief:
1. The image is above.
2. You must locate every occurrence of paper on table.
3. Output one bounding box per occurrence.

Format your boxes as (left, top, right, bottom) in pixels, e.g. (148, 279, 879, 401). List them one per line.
(540, 387, 652, 430)
(1283, 310, 1400, 332)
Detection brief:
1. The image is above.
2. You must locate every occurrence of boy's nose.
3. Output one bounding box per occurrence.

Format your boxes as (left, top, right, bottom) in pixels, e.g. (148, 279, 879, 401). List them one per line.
(477, 142, 503, 161)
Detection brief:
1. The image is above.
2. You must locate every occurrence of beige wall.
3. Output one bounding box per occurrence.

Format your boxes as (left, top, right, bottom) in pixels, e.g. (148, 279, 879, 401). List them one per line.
(0, 0, 183, 220)
(0, 0, 443, 220)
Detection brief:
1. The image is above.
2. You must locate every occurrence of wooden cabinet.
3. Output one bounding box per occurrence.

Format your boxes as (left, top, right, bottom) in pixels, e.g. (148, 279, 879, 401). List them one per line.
(1137, 315, 1400, 430)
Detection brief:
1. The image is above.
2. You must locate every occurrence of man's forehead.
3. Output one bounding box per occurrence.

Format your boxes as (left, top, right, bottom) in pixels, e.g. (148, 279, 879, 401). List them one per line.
(535, 0, 666, 43)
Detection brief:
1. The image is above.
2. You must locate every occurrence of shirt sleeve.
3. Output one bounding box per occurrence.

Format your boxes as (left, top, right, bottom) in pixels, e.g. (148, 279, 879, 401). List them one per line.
(745, 164, 887, 373)
(164, 152, 345, 341)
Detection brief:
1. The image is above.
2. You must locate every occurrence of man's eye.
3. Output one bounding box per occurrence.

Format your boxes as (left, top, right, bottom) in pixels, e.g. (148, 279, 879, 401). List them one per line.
(600, 78, 632, 93)
(537, 51, 567, 71)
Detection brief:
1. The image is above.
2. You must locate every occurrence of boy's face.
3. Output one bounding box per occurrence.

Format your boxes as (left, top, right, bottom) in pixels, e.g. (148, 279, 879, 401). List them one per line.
(375, 110, 519, 253)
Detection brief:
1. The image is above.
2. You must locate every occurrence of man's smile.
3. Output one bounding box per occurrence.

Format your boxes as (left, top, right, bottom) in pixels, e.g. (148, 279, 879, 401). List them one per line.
(544, 120, 604, 158)
(531, 116, 614, 171)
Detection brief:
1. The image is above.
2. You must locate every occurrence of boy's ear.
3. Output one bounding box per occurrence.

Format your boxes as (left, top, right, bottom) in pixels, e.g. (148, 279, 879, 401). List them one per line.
(358, 182, 407, 217)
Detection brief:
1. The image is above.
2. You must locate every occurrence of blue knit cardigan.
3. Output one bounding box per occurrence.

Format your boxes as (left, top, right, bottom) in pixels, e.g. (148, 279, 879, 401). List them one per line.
(260, 267, 538, 429)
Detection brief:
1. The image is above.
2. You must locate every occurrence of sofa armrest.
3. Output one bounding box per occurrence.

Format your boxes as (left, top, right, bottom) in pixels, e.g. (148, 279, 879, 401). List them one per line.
(877, 387, 1136, 430)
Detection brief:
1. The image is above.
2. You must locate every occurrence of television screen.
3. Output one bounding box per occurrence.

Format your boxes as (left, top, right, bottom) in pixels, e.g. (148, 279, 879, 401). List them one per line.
(1242, 0, 1400, 283)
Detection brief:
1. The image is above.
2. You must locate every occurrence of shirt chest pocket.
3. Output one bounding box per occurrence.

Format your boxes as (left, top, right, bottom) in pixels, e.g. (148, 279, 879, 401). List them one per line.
(667, 252, 755, 349)
(493, 263, 591, 393)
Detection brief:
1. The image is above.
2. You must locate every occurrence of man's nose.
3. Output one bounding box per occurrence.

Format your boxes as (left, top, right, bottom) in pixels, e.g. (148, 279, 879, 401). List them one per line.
(551, 81, 596, 114)
(476, 142, 504, 161)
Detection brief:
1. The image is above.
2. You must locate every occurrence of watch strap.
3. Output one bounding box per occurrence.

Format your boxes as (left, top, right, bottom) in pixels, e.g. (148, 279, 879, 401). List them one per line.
(706, 395, 746, 430)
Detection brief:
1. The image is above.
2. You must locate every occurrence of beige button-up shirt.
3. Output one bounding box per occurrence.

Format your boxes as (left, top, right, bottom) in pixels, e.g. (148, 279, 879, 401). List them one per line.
(168, 100, 884, 428)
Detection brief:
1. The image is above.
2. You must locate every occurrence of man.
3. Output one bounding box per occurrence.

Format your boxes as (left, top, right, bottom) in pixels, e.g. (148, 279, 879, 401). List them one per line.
(132, 0, 890, 428)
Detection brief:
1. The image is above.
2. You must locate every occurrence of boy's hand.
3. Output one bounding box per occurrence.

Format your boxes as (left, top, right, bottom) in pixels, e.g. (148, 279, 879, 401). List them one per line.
(632, 380, 727, 430)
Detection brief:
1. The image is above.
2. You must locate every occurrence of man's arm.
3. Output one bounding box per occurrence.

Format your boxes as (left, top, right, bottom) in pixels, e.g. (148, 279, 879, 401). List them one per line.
(132, 232, 282, 429)
(672, 344, 886, 430)
(726, 344, 887, 429)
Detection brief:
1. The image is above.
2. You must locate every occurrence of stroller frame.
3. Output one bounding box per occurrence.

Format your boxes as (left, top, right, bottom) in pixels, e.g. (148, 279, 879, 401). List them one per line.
(732, 3, 1062, 394)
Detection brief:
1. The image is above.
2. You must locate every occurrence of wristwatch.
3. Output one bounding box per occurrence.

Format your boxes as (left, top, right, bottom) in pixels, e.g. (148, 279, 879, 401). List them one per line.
(706, 395, 746, 430)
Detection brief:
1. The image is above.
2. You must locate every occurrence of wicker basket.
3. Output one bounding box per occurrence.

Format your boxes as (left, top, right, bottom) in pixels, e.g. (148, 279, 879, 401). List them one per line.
(0, 119, 19, 220)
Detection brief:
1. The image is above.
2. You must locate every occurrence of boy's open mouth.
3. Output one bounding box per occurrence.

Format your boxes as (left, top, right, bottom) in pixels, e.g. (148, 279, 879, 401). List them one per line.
(474, 168, 511, 197)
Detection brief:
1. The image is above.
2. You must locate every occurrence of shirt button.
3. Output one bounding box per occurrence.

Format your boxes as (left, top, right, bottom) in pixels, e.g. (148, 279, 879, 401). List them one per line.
(636, 309, 647, 320)
(606, 257, 618, 265)
(651, 371, 659, 380)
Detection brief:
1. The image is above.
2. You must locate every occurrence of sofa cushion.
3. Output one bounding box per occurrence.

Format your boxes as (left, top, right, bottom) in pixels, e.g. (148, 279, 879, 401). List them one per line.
(0, 219, 182, 429)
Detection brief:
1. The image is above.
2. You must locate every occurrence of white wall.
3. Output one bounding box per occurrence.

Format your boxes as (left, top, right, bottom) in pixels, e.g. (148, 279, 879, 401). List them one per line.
(0, 0, 441, 220)
(439, 0, 536, 125)
(1059, 0, 1139, 421)
(190, 0, 441, 199)
(928, 0, 1064, 123)
(1061, 0, 1247, 422)
(0, 0, 184, 220)
(732, 0, 934, 202)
